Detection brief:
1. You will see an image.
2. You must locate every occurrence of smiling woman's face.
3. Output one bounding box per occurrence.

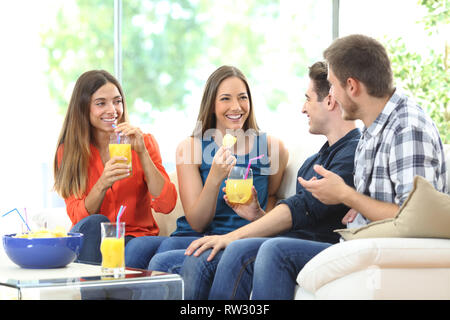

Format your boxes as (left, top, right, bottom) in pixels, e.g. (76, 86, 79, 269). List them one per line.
(214, 76, 250, 133)
(89, 82, 123, 134)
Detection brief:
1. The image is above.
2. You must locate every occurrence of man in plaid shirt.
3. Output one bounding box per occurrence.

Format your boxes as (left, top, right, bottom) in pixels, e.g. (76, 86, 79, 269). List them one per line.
(299, 34, 447, 227)
(243, 34, 448, 300)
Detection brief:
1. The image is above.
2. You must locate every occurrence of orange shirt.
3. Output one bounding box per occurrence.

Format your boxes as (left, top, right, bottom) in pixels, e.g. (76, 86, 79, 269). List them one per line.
(57, 134, 177, 237)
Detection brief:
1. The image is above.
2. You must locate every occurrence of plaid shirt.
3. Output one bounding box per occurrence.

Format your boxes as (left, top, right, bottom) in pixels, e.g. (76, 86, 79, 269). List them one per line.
(349, 88, 448, 228)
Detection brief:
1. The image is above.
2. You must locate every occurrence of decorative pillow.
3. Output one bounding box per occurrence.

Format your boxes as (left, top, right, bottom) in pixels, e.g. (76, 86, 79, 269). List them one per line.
(335, 175, 450, 240)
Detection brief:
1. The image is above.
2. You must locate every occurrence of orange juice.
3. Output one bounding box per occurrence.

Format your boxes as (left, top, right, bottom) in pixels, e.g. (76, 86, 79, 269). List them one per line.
(100, 237, 125, 271)
(109, 143, 132, 170)
(226, 178, 253, 204)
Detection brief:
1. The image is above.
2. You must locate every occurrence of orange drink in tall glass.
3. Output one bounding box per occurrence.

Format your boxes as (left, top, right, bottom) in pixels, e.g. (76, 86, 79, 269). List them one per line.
(109, 133, 132, 173)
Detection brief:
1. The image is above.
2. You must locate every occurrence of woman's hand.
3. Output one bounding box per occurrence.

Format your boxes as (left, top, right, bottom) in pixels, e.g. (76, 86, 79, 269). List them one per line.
(115, 122, 146, 154)
(209, 146, 236, 185)
(223, 186, 265, 221)
(185, 234, 234, 262)
(99, 156, 131, 190)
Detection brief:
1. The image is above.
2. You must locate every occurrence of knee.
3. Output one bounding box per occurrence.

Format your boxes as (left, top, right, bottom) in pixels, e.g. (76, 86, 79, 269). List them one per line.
(148, 253, 164, 271)
(221, 238, 264, 264)
(71, 214, 109, 234)
(149, 250, 186, 274)
(183, 250, 214, 274)
(257, 238, 285, 261)
(148, 252, 168, 271)
(226, 239, 251, 252)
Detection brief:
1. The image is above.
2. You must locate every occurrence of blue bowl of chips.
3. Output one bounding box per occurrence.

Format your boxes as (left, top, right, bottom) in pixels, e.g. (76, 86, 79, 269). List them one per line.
(2, 231, 83, 269)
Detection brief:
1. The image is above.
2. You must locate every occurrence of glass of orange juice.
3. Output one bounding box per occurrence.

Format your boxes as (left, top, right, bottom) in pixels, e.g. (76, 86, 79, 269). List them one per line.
(109, 132, 132, 174)
(100, 222, 125, 277)
(225, 166, 253, 204)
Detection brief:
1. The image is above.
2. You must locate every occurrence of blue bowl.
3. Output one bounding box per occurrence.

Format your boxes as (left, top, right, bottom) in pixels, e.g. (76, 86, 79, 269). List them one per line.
(2, 233, 83, 269)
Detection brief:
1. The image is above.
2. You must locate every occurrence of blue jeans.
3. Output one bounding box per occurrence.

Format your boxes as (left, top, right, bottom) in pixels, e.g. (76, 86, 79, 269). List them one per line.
(70, 214, 110, 264)
(251, 238, 332, 299)
(125, 236, 168, 269)
(148, 236, 200, 273)
(181, 237, 332, 300)
(183, 238, 265, 300)
(71, 214, 167, 269)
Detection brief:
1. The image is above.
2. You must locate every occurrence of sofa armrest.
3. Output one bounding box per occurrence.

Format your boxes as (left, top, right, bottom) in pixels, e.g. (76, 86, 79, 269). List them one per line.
(297, 237, 450, 293)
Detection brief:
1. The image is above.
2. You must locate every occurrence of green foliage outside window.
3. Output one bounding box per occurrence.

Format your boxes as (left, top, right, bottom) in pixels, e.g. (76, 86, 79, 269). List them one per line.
(41, 0, 448, 143)
(41, 0, 283, 120)
(385, 0, 449, 143)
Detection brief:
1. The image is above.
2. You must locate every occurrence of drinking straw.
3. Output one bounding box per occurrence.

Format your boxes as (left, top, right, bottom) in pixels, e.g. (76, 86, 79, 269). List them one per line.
(1, 208, 31, 231)
(112, 124, 120, 143)
(24, 208, 28, 233)
(244, 154, 264, 179)
(116, 205, 127, 237)
(24, 208, 28, 228)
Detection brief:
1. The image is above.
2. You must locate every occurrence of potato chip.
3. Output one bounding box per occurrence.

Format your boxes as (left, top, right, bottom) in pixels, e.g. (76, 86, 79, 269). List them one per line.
(222, 134, 237, 148)
(14, 226, 68, 238)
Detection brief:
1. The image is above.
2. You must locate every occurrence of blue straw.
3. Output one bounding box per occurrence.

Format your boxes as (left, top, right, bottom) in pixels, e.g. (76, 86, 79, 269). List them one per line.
(116, 205, 124, 237)
(2, 208, 31, 231)
(112, 124, 120, 143)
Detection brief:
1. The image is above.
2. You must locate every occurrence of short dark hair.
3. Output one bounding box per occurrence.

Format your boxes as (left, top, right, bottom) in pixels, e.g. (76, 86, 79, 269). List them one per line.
(308, 61, 330, 102)
(323, 34, 394, 97)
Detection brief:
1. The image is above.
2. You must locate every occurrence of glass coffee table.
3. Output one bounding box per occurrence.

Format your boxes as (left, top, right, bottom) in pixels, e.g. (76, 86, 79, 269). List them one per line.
(0, 257, 184, 300)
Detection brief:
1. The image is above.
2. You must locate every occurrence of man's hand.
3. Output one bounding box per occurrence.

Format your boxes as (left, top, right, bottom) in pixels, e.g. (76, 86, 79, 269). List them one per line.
(298, 164, 351, 205)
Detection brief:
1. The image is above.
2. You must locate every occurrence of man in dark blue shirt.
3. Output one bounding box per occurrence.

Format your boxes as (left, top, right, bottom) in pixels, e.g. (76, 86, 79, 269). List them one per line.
(180, 61, 361, 299)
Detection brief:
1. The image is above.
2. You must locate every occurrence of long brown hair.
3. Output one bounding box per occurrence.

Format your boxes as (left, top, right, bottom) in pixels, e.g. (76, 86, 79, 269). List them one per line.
(193, 65, 259, 136)
(53, 70, 128, 199)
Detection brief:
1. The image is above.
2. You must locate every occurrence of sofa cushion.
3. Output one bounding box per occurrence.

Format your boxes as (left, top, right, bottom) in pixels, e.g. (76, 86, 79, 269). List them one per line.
(297, 237, 450, 294)
(336, 175, 450, 240)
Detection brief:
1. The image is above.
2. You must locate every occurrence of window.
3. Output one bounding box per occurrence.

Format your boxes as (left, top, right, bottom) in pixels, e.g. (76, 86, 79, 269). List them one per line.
(340, 0, 449, 143)
(121, 0, 332, 172)
(0, 1, 114, 210)
(1, 0, 332, 213)
(2, 0, 444, 216)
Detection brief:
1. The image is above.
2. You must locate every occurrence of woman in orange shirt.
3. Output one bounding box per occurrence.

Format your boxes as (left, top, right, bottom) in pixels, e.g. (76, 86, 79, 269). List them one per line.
(53, 70, 177, 268)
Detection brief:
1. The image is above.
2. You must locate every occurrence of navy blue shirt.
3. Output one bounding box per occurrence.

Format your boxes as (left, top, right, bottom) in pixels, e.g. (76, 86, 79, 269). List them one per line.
(279, 128, 361, 243)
